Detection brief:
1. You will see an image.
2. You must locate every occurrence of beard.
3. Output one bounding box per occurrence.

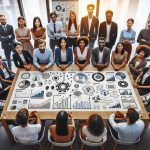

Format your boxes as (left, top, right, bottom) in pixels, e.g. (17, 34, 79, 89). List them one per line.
(39, 49, 45, 53)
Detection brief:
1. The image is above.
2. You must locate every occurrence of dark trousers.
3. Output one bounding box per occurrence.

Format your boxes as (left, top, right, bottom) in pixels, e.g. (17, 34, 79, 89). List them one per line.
(4, 48, 15, 69)
(49, 39, 59, 55)
(67, 37, 77, 51)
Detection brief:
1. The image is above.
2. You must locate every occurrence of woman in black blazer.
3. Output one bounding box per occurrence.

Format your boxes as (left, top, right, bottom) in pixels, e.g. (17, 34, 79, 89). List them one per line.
(13, 42, 33, 70)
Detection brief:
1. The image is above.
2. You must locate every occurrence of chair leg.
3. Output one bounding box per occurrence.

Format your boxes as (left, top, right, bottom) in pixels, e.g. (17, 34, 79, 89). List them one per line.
(80, 144, 84, 150)
(70, 144, 74, 150)
(39, 143, 44, 150)
(113, 143, 118, 150)
(50, 144, 53, 150)
(132, 144, 135, 150)
(101, 145, 105, 150)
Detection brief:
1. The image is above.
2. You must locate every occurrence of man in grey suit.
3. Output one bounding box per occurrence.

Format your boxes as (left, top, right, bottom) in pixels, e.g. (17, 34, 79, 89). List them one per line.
(92, 37, 110, 71)
(0, 15, 15, 69)
(80, 4, 99, 51)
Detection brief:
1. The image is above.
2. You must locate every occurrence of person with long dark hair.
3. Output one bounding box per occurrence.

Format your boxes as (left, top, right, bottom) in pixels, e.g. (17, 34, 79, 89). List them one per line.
(111, 42, 128, 71)
(31, 16, 46, 48)
(15, 16, 33, 55)
(66, 11, 79, 50)
(81, 114, 107, 142)
(129, 45, 149, 80)
(74, 36, 90, 70)
(55, 37, 73, 71)
(49, 111, 75, 143)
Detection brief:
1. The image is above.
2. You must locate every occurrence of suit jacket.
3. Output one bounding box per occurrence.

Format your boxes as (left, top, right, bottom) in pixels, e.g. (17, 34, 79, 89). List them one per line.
(13, 50, 33, 68)
(0, 24, 15, 49)
(99, 21, 118, 47)
(80, 16, 99, 40)
(55, 47, 73, 66)
(0, 62, 12, 79)
(92, 47, 110, 67)
(129, 55, 147, 79)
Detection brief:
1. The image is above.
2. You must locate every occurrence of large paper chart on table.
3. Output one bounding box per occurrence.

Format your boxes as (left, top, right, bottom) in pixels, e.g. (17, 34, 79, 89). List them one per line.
(7, 71, 142, 112)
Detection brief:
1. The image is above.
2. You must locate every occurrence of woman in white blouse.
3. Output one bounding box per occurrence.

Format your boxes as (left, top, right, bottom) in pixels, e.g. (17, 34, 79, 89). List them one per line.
(66, 11, 79, 50)
(74, 36, 90, 71)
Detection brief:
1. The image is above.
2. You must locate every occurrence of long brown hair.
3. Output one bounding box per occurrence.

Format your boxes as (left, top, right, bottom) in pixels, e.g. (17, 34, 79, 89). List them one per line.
(68, 11, 77, 30)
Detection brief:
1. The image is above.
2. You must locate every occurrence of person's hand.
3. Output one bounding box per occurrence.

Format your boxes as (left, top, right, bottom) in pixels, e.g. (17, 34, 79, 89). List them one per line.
(60, 65, 68, 71)
(39, 66, 46, 72)
(79, 65, 84, 71)
(123, 40, 130, 44)
(57, 30, 61, 33)
(114, 67, 119, 71)
(30, 111, 38, 118)
(115, 111, 124, 118)
(4, 85, 11, 91)
(133, 82, 138, 88)
(24, 65, 31, 71)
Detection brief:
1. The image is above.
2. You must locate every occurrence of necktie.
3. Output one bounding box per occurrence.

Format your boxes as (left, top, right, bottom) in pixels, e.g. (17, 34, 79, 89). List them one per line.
(54, 23, 56, 39)
(54, 23, 56, 33)
(3, 25, 7, 32)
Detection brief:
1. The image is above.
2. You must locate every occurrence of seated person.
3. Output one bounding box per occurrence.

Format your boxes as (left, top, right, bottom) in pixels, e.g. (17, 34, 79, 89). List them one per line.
(13, 42, 33, 70)
(129, 45, 149, 80)
(33, 39, 54, 72)
(109, 108, 144, 143)
(12, 108, 42, 142)
(0, 55, 15, 83)
(0, 76, 11, 100)
(74, 36, 90, 71)
(55, 37, 73, 71)
(81, 114, 107, 143)
(49, 110, 75, 143)
(92, 37, 110, 71)
(111, 42, 128, 71)
(133, 65, 150, 96)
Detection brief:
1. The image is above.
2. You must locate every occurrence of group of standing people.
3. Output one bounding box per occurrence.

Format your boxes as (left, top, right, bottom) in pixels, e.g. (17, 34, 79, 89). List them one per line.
(0, 4, 150, 99)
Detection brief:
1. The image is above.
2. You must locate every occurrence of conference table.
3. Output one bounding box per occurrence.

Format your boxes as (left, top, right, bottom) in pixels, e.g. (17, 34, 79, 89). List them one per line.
(0, 64, 149, 143)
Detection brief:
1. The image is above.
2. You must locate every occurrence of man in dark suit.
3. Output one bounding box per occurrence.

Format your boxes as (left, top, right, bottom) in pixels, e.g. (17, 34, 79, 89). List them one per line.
(99, 10, 118, 50)
(80, 4, 99, 51)
(0, 15, 15, 69)
(92, 37, 110, 71)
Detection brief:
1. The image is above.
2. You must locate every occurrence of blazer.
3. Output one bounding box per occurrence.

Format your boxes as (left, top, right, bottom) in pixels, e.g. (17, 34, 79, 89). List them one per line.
(13, 50, 33, 68)
(98, 21, 118, 47)
(0, 62, 12, 79)
(80, 16, 99, 40)
(55, 47, 73, 66)
(129, 55, 147, 79)
(92, 47, 110, 67)
(0, 24, 15, 49)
